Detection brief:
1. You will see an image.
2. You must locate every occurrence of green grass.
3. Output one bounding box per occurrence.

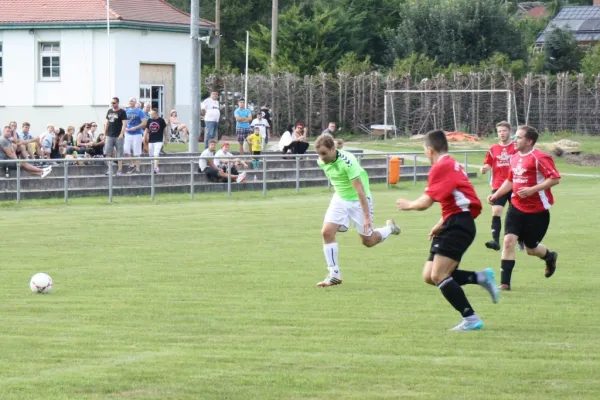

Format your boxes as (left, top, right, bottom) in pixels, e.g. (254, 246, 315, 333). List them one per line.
(1, 177, 599, 399)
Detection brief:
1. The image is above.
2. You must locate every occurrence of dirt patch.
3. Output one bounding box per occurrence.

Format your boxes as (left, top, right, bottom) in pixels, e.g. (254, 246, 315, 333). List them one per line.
(564, 153, 600, 167)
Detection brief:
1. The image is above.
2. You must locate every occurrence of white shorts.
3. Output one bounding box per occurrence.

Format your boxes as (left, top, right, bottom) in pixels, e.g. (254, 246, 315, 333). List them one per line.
(124, 134, 143, 156)
(324, 193, 374, 236)
(148, 142, 163, 158)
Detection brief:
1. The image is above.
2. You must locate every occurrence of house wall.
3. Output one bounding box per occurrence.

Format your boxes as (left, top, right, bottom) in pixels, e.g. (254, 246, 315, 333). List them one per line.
(0, 28, 191, 136)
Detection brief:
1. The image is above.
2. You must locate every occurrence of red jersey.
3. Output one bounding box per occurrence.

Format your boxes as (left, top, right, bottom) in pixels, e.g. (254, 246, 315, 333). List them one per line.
(508, 149, 561, 213)
(425, 155, 482, 221)
(483, 142, 516, 190)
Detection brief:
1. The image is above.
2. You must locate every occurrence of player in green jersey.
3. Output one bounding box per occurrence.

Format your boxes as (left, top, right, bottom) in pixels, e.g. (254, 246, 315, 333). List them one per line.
(314, 133, 401, 287)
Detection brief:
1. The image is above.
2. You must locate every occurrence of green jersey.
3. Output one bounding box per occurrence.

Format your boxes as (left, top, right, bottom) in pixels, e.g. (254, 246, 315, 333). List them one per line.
(317, 150, 370, 201)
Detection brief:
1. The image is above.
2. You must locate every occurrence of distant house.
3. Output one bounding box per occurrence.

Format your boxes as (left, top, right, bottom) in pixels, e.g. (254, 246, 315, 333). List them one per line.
(536, 4, 600, 49)
(517, 2, 549, 19)
(0, 0, 213, 132)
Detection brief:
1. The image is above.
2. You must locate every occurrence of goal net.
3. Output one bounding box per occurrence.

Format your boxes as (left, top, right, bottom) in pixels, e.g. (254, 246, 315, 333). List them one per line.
(384, 90, 518, 138)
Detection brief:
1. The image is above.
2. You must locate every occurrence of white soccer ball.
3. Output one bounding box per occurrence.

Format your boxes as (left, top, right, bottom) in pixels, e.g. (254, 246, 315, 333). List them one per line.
(30, 273, 53, 294)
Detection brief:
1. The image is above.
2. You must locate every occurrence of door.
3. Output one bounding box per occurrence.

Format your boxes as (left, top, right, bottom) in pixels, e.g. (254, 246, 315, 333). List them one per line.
(151, 86, 164, 117)
(139, 64, 175, 119)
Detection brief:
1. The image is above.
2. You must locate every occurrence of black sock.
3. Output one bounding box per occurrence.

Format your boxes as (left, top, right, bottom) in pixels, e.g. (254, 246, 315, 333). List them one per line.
(451, 269, 478, 286)
(438, 277, 475, 318)
(543, 249, 554, 261)
(491, 216, 501, 243)
(501, 259, 516, 286)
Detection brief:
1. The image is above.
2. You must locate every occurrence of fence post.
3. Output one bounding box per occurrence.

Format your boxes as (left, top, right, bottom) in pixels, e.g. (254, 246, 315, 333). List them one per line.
(108, 160, 113, 203)
(413, 154, 417, 185)
(190, 159, 195, 200)
(150, 160, 155, 201)
(385, 155, 389, 189)
(464, 152, 469, 171)
(16, 160, 21, 204)
(227, 159, 232, 197)
(63, 161, 69, 204)
(262, 156, 267, 197)
(295, 156, 300, 193)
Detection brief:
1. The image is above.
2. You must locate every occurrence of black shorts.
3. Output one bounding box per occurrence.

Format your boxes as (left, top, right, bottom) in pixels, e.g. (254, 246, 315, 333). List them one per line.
(427, 212, 476, 263)
(491, 189, 512, 207)
(4, 162, 17, 170)
(201, 167, 222, 182)
(252, 151, 261, 156)
(504, 206, 550, 249)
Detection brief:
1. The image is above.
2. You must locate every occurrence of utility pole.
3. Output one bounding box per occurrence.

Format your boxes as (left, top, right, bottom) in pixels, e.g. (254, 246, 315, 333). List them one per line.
(215, 0, 221, 72)
(190, 0, 200, 152)
(271, 0, 278, 62)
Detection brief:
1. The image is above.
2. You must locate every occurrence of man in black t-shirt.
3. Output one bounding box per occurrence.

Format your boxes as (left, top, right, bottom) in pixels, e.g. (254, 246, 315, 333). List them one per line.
(104, 97, 127, 176)
(144, 109, 167, 173)
(260, 104, 272, 134)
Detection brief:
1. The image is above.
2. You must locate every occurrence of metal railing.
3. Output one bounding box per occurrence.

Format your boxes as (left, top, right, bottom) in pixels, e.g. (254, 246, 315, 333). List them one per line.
(0, 150, 486, 204)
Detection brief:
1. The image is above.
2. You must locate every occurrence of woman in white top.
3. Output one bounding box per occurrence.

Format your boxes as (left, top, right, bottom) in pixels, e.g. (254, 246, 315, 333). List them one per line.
(168, 110, 190, 143)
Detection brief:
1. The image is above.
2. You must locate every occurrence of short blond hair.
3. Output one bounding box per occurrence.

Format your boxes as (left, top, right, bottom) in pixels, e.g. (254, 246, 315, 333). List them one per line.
(314, 133, 335, 150)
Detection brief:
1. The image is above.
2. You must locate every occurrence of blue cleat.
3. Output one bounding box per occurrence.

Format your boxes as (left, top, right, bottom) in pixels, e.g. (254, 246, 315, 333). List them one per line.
(449, 316, 484, 331)
(479, 268, 499, 304)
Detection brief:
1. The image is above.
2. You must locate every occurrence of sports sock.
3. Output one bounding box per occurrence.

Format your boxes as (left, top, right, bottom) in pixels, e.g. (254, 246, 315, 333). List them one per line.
(543, 249, 554, 261)
(491, 216, 501, 243)
(323, 243, 340, 276)
(374, 226, 392, 242)
(451, 270, 479, 285)
(500, 259, 516, 286)
(438, 277, 475, 318)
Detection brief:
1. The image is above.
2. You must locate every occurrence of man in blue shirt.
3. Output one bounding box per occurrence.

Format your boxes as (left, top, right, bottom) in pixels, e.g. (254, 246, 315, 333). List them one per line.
(125, 97, 147, 173)
(234, 99, 253, 157)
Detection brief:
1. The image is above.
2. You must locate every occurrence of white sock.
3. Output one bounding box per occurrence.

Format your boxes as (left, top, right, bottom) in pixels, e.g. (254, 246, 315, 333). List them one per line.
(374, 226, 392, 242)
(323, 243, 340, 276)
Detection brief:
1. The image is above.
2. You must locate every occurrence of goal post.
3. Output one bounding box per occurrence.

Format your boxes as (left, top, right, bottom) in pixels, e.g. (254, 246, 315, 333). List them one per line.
(383, 89, 518, 138)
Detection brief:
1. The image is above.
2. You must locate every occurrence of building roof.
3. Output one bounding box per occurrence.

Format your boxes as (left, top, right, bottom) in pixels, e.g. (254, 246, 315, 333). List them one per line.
(0, 0, 213, 32)
(537, 6, 600, 43)
(526, 6, 549, 19)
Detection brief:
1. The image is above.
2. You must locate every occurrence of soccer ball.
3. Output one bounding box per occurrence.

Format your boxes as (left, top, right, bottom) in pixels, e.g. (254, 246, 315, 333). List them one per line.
(30, 273, 53, 294)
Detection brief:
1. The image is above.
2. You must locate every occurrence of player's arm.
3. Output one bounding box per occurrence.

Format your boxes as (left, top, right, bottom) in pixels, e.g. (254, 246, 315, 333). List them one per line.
(517, 177, 560, 198)
(488, 179, 513, 203)
(351, 178, 372, 234)
(396, 193, 435, 211)
(481, 151, 493, 174)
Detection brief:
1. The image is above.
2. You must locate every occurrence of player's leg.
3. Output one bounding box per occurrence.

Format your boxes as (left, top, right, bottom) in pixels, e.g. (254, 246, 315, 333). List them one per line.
(521, 211, 558, 278)
(499, 206, 521, 290)
(485, 190, 508, 251)
(317, 195, 347, 287)
(430, 254, 483, 331)
(349, 196, 400, 248)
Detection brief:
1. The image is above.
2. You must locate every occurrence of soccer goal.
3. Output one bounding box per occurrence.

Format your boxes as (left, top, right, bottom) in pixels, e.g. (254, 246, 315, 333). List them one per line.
(383, 89, 519, 138)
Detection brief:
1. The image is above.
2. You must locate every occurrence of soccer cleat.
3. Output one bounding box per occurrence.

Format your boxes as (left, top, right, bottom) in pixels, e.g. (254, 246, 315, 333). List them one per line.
(479, 268, 499, 304)
(41, 167, 52, 179)
(485, 240, 501, 251)
(449, 316, 483, 331)
(544, 251, 558, 278)
(316, 275, 342, 287)
(236, 172, 247, 183)
(518, 241, 525, 251)
(386, 219, 401, 235)
(498, 284, 511, 291)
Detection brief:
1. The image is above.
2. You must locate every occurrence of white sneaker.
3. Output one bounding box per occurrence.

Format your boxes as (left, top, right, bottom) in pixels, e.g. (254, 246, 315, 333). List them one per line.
(386, 219, 401, 235)
(41, 166, 52, 179)
(316, 275, 342, 287)
(236, 171, 247, 183)
(449, 315, 483, 331)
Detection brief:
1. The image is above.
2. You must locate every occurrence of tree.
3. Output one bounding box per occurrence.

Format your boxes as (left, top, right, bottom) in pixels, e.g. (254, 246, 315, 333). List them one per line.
(580, 43, 600, 77)
(384, 0, 526, 68)
(544, 27, 583, 73)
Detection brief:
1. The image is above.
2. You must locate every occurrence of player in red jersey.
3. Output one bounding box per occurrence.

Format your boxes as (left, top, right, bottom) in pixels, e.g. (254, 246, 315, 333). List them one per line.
(488, 126, 561, 290)
(480, 121, 518, 251)
(397, 130, 498, 331)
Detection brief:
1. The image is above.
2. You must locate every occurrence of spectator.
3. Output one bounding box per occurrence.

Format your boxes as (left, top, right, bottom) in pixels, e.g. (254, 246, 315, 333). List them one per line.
(91, 133, 106, 157)
(125, 97, 147, 174)
(250, 112, 270, 150)
(202, 91, 221, 148)
(18, 122, 43, 159)
(260, 104, 272, 134)
(76, 123, 97, 156)
(168, 109, 189, 144)
(39, 124, 56, 159)
(322, 122, 337, 136)
(247, 127, 263, 164)
(141, 103, 152, 155)
(234, 99, 253, 157)
(1, 126, 52, 178)
(215, 142, 248, 171)
(89, 121, 99, 139)
(7, 121, 30, 159)
(198, 140, 247, 183)
(50, 128, 66, 159)
(282, 121, 309, 155)
(278, 124, 294, 154)
(64, 126, 77, 155)
(144, 109, 168, 174)
(143, 102, 151, 119)
(104, 96, 127, 176)
(335, 138, 344, 149)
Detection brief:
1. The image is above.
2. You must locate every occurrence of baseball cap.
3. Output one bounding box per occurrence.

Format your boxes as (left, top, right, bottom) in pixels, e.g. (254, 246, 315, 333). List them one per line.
(221, 142, 230, 147)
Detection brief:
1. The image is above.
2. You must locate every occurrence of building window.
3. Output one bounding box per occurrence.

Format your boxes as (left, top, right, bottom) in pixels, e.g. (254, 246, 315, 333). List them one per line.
(0, 42, 3, 79)
(40, 42, 60, 80)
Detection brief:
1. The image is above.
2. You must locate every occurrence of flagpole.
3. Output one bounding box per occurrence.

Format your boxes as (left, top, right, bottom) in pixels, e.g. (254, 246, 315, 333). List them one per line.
(107, 0, 111, 98)
(244, 31, 249, 104)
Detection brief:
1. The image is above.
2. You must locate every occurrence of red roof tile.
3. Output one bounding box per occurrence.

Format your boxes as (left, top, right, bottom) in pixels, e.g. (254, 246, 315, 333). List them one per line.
(0, 0, 213, 27)
(526, 6, 549, 19)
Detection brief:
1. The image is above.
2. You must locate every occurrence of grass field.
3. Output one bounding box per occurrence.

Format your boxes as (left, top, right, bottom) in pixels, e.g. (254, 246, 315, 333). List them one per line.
(1, 174, 599, 399)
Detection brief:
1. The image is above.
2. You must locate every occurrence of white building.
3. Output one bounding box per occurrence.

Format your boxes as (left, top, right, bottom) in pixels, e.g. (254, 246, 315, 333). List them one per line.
(0, 0, 213, 133)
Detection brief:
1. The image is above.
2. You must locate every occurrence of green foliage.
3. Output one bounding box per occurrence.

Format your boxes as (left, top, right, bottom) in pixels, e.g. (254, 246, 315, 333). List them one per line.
(390, 53, 437, 81)
(580, 43, 600, 77)
(544, 27, 584, 73)
(336, 52, 372, 75)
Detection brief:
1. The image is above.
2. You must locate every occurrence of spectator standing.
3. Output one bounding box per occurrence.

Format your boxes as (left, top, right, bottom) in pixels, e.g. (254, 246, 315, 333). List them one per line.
(234, 99, 253, 157)
(125, 97, 147, 174)
(202, 91, 221, 148)
(144, 109, 168, 174)
(104, 96, 127, 176)
(250, 112, 270, 150)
